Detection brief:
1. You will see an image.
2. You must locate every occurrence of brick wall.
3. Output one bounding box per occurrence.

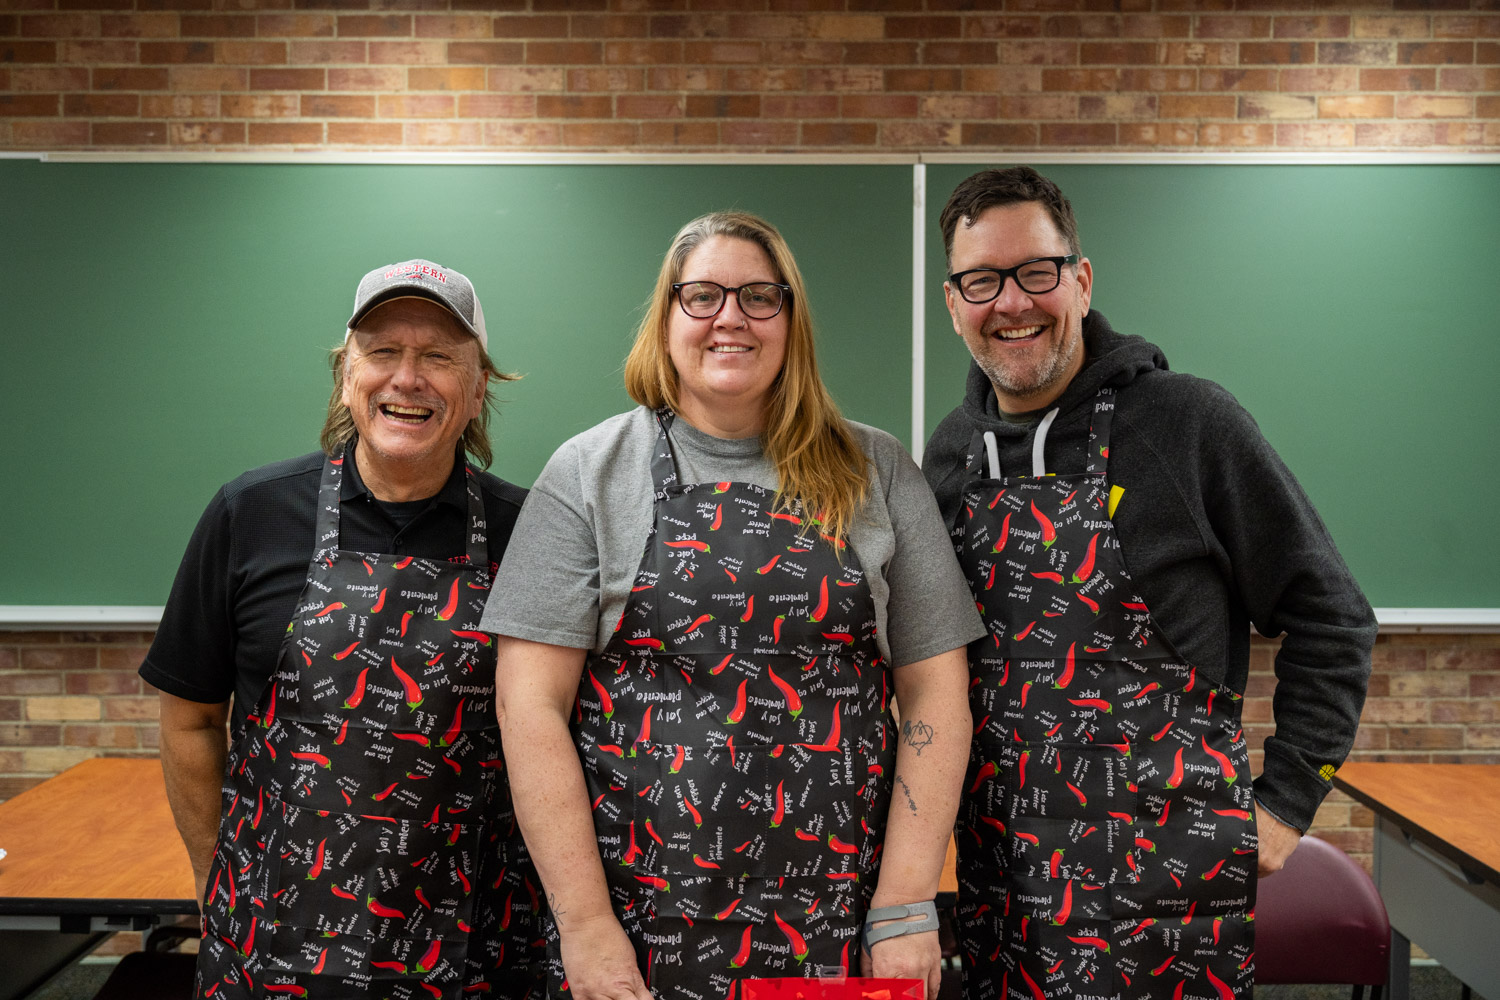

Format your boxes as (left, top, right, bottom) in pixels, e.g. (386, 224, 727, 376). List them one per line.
(2, 1, 1498, 154)
(3, 628, 1498, 872)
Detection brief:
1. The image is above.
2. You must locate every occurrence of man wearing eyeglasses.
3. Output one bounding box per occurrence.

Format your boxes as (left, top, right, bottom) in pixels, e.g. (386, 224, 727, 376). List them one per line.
(921, 167, 1375, 999)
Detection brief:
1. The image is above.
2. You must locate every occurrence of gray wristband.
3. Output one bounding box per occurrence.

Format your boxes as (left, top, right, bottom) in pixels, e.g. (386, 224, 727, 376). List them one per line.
(863, 900, 941, 952)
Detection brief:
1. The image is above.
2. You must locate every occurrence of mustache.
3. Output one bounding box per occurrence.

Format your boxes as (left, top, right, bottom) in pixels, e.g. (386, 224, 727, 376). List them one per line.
(369, 393, 446, 413)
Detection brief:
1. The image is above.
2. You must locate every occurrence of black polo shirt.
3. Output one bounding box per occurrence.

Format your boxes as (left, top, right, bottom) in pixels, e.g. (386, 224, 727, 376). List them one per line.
(140, 445, 527, 737)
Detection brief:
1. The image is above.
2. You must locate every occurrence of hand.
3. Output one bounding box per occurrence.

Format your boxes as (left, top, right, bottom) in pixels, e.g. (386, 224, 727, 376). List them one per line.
(1255, 802, 1303, 876)
(861, 927, 942, 1000)
(557, 913, 653, 1000)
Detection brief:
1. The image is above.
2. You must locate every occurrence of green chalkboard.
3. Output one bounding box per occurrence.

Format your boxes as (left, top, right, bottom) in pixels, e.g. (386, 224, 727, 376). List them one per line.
(0, 160, 913, 606)
(923, 163, 1500, 609)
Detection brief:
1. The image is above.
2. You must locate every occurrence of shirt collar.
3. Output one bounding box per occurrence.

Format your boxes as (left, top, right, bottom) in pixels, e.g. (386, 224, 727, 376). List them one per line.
(339, 440, 470, 511)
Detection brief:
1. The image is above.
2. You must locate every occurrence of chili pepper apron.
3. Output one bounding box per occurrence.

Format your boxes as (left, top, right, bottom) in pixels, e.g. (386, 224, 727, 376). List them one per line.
(196, 455, 543, 999)
(950, 390, 1257, 1000)
(549, 410, 893, 998)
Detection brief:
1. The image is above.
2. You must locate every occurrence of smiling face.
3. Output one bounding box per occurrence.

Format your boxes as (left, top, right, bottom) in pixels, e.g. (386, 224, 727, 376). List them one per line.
(342, 297, 487, 497)
(666, 235, 789, 438)
(945, 201, 1093, 414)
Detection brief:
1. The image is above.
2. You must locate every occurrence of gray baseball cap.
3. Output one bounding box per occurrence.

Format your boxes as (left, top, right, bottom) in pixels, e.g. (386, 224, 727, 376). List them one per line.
(346, 258, 488, 349)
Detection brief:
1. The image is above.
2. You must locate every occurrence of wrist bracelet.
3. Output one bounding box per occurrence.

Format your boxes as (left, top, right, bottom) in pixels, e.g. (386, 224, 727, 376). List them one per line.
(863, 900, 941, 952)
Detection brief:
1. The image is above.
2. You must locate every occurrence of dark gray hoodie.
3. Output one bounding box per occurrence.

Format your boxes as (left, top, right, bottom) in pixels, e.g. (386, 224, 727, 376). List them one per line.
(923, 310, 1375, 831)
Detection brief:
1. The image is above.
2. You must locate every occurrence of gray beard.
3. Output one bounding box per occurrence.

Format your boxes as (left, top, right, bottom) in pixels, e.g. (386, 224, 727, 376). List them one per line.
(975, 332, 1079, 407)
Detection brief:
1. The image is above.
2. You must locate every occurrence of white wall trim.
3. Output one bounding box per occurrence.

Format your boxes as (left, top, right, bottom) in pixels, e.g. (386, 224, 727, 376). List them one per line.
(2, 606, 1498, 632)
(26, 150, 1500, 166)
(910, 161, 927, 463)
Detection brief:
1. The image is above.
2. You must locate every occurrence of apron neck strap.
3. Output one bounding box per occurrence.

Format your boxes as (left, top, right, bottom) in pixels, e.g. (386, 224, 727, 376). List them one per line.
(460, 461, 488, 567)
(651, 407, 685, 498)
(313, 452, 489, 567)
(1084, 387, 1116, 476)
(964, 387, 1117, 481)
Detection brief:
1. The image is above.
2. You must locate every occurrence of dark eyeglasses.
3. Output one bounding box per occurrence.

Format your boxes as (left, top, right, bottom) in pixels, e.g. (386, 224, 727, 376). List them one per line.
(948, 254, 1080, 304)
(672, 281, 791, 320)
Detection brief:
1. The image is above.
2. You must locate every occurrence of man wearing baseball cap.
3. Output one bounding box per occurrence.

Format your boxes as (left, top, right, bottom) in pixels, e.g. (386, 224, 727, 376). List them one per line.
(142, 260, 543, 997)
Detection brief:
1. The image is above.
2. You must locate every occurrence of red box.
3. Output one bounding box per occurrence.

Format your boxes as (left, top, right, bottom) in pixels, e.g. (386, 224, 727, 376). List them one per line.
(741, 978, 924, 1000)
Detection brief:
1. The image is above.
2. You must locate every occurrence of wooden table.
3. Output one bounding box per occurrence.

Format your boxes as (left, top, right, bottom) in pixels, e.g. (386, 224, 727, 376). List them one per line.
(0, 757, 197, 1000)
(1332, 762, 1500, 1000)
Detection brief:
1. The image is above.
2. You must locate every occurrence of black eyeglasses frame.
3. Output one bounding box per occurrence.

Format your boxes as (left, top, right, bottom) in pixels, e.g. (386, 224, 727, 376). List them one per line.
(947, 254, 1081, 304)
(671, 281, 792, 320)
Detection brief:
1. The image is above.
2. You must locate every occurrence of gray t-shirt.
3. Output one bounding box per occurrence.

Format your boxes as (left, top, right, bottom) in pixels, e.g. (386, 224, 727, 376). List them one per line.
(482, 407, 984, 667)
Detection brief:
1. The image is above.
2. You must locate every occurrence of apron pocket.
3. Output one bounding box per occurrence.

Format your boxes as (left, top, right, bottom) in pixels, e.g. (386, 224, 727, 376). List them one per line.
(1000, 741, 1136, 885)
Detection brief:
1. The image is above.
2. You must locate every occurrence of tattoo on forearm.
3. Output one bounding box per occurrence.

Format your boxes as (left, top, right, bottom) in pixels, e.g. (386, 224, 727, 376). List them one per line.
(547, 891, 564, 920)
(901, 718, 934, 756)
(895, 773, 918, 815)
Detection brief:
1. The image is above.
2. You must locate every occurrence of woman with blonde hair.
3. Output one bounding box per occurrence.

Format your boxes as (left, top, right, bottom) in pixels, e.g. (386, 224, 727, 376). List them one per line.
(482, 212, 981, 1000)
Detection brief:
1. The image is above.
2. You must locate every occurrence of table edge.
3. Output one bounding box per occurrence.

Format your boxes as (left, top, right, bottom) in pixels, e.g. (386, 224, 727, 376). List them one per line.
(1332, 773, 1500, 886)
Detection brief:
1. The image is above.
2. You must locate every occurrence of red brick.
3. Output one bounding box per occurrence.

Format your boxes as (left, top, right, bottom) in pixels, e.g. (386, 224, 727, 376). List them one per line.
(1441, 66, 1500, 89)
(338, 15, 411, 38)
(491, 14, 568, 38)
(1239, 41, 1315, 64)
(1040, 122, 1117, 144)
(957, 121, 1036, 145)
(1397, 93, 1472, 116)
(967, 16, 1042, 39)
(1360, 66, 1437, 89)
(681, 41, 762, 64)
(102, 697, 161, 722)
(805, 66, 884, 91)
(1163, 41, 1237, 65)
(922, 41, 999, 64)
(1467, 725, 1500, 748)
(20, 13, 98, 37)
(648, 14, 729, 39)
(606, 40, 684, 65)
(169, 67, 245, 90)
(635, 120, 714, 146)
(1399, 40, 1473, 63)
(723, 67, 803, 91)
(836, 40, 919, 64)
(884, 67, 960, 90)
(20, 648, 96, 672)
(1432, 699, 1500, 724)
(841, 93, 919, 117)
(560, 120, 638, 146)
(487, 66, 565, 91)
(801, 121, 878, 145)
(288, 42, 366, 64)
(1198, 122, 1274, 146)
(921, 93, 998, 118)
(91, 120, 167, 144)
(686, 93, 761, 117)
(1279, 66, 1359, 91)
(0, 723, 62, 745)
(881, 120, 960, 146)
(62, 724, 142, 749)
(1079, 92, 1157, 117)
(0, 699, 20, 721)
(1199, 67, 1278, 90)
(1479, 42, 1500, 63)
(482, 120, 564, 146)
(0, 776, 47, 801)
(141, 41, 215, 63)
(1161, 93, 1236, 117)
(1370, 643, 1427, 672)
(1194, 15, 1271, 39)
(1360, 698, 1431, 724)
(256, 14, 334, 38)
(735, 15, 818, 41)
(296, 93, 372, 117)
(140, 94, 218, 116)
(99, 14, 179, 39)
(63, 93, 138, 116)
(221, 93, 298, 117)
(329, 67, 403, 90)
(533, 0, 608, 9)
(408, 66, 486, 90)
(379, 93, 454, 117)
(135, 0, 212, 10)
(1320, 94, 1395, 117)
(1429, 648, 1500, 672)
(1354, 15, 1431, 39)
(247, 121, 320, 144)
(246, 68, 320, 90)
(885, 15, 961, 39)
(764, 40, 843, 64)
(568, 68, 642, 91)
(328, 121, 402, 144)
(1000, 40, 1076, 65)
(447, 42, 523, 65)
(613, 93, 684, 117)
(525, 41, 602, 64)
(456, 93, 534, 117)
(1124, 15, 1190, 38)
(404, 121, 483, 145)
(1388, 726, 1466, 750)
(760, 94, 837, 117)
(1242, 93, 1319, 118)
(11, 67, 89, 90)
(169, 120, 245, 144)
(1434, 15, 1500, 38)
(181, 15, 252, 37)
(368, 41, 444, 64)
(1389, 672, 1469, 697)
(648, 66, 722, 90)
(219, 41, 288, 64)
(534, 93, 609, 117)
(719, 119, 798, 145)
(59, 41, 138, 63)
(1274, 16, 1351, 39)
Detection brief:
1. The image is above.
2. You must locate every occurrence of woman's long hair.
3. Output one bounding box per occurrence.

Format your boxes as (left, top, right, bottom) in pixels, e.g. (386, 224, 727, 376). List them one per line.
(624, 211, 869, 541)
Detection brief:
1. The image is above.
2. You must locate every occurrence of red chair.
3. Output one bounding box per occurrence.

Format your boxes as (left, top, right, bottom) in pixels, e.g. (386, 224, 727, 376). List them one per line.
(1254, 835, 1391, 1000)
